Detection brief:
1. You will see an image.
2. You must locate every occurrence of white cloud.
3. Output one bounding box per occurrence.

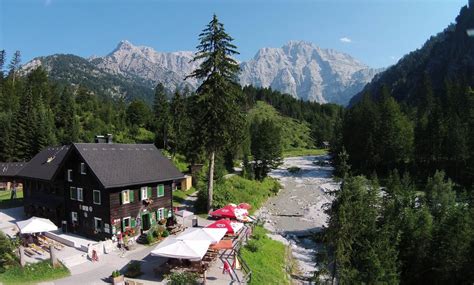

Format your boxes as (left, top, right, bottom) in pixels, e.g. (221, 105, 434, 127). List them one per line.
(339, 37, 352, 43)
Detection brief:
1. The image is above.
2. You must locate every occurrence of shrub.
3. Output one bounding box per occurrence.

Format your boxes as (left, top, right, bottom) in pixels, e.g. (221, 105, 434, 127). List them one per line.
(146, 233, 155, 245)
(124, 261, 143, 278)
(166, 272, 200, 285)
(0, 232, 18, 272)
(111, 270, 121, 278)
(161, 230, 170, 237)
(245, 239, 260, 253)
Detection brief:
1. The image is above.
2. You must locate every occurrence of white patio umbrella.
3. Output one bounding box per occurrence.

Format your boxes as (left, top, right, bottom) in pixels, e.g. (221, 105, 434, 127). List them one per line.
(151, 237, 211, 261)
(177, 228, 227, 244)
(175, 209, 194, 224)
(16, 216, 58, 234)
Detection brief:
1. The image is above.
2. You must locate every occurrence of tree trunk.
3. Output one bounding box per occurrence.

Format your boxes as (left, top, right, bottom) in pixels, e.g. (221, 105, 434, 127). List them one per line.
(207, 151, 215, 212)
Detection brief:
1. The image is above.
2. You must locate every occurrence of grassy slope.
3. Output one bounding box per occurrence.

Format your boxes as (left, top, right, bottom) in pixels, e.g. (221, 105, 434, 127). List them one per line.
(241, 226, 291, 285)
(0, 261, 70, 284)
(248, 101, 314, 150)
(208, 176, 281, 215)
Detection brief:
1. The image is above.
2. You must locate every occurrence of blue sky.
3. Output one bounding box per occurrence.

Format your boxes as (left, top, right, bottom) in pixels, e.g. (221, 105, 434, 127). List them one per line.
(0, 0, 467, 68)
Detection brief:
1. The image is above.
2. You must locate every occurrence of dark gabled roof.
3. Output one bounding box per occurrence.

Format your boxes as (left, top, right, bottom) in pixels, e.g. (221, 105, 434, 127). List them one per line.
(17, 146, 70, 181)
(0, 162, 28, 178)
(73, 143, 184, 188)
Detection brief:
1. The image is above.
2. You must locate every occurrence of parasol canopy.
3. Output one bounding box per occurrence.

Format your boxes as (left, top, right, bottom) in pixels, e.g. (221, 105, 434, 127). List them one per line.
(151, 237, 211, 261)
(16, 216, 58, 234)
(177, 227, 227, 244)
(206, 219, 244, 235)
(237, 203, 252, 210)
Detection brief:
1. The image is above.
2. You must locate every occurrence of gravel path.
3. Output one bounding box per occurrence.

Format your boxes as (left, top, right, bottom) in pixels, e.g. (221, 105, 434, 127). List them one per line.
(256, 155, 339, 281)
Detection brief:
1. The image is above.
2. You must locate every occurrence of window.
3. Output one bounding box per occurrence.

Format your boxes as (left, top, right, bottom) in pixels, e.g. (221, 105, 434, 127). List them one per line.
(93, 190, 101, 205)
(122, 217, 131, 230)
(67, 169, 72, 182)
(140, 187, 148, 200)
(71, 212, 78, 223)
(94, 217, 102, 232)
(80, 163, 86, 175)
(70, 187, 77, 200)
(77, 188, 83, 202)
(121, 190, 133, 204)
(156, 208, 164, 221)
(157, 184, 165, 197)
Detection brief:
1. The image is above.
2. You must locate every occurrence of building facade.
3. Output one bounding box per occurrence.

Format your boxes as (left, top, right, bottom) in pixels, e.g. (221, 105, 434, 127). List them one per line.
(17, 143, 183, 241)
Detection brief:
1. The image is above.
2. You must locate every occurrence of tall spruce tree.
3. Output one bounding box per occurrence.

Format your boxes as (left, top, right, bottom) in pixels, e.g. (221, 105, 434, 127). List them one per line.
(250, 119, 283, 180)
(13, 88, 35, 160)
(186, 14, 245, 210)
(8, 51, 21, 86)
(153, 83, 170, 149)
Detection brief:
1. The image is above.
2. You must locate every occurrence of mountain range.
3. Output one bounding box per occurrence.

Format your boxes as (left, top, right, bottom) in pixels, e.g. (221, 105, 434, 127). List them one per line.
(22, 40, 381, 105)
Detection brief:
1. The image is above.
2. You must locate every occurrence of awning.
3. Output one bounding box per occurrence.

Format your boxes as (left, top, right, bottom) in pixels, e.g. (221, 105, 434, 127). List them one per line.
(177, 228, 227, 244)
(206, 219, 244, 235)
(151, 237, 211, 261)
(16, 216, 58, 234)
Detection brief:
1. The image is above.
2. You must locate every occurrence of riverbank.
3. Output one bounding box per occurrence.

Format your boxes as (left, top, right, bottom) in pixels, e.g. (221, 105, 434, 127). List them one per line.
(256, 155, 339, 281)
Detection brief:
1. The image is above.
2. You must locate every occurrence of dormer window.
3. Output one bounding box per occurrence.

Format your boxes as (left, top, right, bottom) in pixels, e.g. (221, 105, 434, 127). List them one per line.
(67, 169, 72, 182)
(80, 163, 86, 175)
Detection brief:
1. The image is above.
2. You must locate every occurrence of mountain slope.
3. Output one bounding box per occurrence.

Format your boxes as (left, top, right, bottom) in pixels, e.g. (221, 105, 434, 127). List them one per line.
(350, 4, 474, 106)
(240, 41, 381, 105)
(21, 54, 154, 102)
(22, 40, 380, 105)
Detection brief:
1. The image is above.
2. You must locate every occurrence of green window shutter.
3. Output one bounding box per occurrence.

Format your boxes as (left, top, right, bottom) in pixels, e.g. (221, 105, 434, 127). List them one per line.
(129, 190, 134, 202)
(164, 208, 169, 218)
(131, 218, 136, 227)
(147, 187, 152, 198)
(158, 185, 164, 197)
(122, 219, 126, 230)
(139, 189, 142, 200)
(119, 192, 123, 205)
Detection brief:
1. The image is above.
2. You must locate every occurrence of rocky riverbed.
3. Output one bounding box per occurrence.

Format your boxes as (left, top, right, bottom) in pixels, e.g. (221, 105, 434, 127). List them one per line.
(256, 155, 340, 281)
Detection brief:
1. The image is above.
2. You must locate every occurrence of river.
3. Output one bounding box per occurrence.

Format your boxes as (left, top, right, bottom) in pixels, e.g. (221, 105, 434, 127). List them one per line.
(256, 155, 339, 283)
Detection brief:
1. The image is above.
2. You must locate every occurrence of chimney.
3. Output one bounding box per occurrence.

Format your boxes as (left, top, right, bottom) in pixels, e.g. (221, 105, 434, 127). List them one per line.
(106, 134, 113, 144)
(94, 135, 106, 143)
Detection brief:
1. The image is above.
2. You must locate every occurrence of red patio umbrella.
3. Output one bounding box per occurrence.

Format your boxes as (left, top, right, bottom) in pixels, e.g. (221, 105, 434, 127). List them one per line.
(206, 219, 235, 234)
(237, 203, 251, 210)
(210, 205, 237, 219)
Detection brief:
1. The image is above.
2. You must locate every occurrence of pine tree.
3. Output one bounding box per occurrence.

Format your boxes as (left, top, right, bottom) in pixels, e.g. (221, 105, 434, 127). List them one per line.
(186, 14, 245, 211)
(8, 51, 21, 86)
(153, 83, 170, 149)
(169, 89, 188, 155)
(250, 119, 283, 180)
(0, 50, 5, 81)
(13, 88, 35, 160)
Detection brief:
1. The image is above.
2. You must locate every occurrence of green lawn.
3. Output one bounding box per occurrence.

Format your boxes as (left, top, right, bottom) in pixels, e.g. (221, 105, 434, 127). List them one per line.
(0, 190, 24, 209)
(172, 188, 197, 207)
(241, 226, 291, 285)
(282, 148, 327, 158)
(0, 261, 70, 284)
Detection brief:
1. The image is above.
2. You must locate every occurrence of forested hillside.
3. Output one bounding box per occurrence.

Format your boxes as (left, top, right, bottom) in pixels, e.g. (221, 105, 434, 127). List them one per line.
(336, 4, 474, 188)
(0, 51, 340, 164)
(322, 5, 474, 284)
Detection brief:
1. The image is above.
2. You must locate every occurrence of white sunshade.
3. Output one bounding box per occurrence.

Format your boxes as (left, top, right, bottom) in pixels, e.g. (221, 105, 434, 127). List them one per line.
(175, 210, 194, 218)
(177, 228, 227, 244)
(16, 216, 58, 234)
(151, 237, 211, 261)
(230, 221, 244, 234)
